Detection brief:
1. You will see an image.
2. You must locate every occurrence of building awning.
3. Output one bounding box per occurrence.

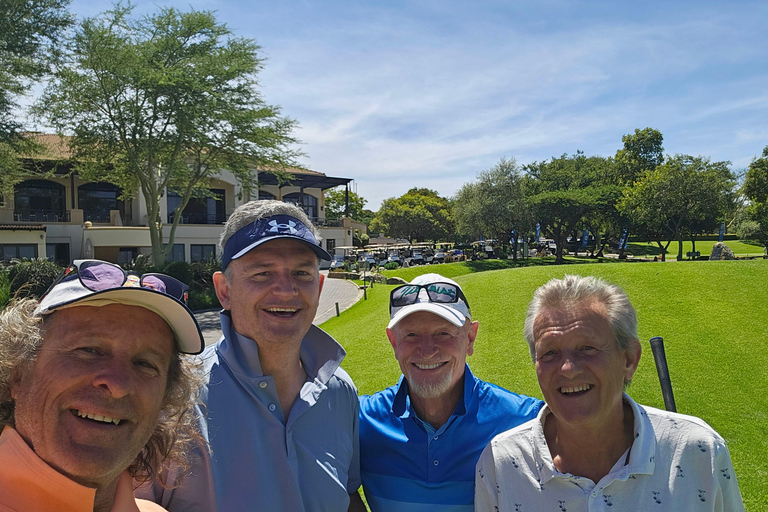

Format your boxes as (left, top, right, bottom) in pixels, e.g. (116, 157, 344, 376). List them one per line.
(257, 170, 352, 190)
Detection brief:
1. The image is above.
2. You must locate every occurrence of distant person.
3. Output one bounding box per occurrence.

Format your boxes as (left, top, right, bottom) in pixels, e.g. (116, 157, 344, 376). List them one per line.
(0, 259, 204, 511)
(476, 275, 744, 511)
(359, 273, 542, 511)
(140, 200, 365, 511)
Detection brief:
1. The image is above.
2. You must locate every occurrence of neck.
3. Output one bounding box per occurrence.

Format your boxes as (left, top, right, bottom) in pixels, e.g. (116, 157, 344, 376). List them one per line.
(544, 400, 635, 483)
(92, 477, 119, 512)
(256, 340, 306, 421)
(409, 375, 464, 429)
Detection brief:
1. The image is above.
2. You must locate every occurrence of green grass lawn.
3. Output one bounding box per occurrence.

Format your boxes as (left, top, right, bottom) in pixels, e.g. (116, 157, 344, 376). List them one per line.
(626, 239, 765, 258)
(322, 259, 768, 510)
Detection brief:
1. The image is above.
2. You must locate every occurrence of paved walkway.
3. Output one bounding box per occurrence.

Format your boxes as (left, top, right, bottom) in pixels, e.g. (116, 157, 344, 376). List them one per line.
(194, 271, 364, 346)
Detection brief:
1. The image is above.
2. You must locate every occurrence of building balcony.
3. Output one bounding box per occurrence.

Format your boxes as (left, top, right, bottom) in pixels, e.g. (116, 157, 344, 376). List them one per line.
(13, 209, 70, 223)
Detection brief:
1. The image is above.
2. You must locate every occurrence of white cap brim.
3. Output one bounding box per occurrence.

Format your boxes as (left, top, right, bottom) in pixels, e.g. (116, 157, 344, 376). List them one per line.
(35, 279, 204, 355)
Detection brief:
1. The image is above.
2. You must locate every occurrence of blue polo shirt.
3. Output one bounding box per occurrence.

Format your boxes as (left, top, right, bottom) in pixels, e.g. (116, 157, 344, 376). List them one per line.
(359, 365, 543, 512)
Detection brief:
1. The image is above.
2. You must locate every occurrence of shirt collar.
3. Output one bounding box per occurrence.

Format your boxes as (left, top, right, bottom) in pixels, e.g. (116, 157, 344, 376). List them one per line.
(391, 363, 475, 418)
(217, 310, 346, 385)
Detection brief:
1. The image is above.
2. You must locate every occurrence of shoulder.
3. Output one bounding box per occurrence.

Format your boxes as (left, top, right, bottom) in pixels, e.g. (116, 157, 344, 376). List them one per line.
(639, 403, 728, 451)
(474, 378, 544, 415)
(358, 384, 399, 418)
(136, 498, 168, 512)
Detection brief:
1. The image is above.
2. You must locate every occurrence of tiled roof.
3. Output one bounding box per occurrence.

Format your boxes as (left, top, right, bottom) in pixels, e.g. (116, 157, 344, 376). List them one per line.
(0, 224, 46, 230)
(21, 133, 72, 160)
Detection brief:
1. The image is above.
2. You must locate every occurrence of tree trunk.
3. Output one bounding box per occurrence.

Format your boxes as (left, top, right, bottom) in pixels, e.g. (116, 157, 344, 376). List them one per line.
(676, 232, 684, 261)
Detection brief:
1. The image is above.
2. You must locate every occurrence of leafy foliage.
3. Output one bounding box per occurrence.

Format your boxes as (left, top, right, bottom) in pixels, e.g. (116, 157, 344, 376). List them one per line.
(614, 127, 664, 185)
(619, 155, 736, 260)
(324, 187, 374, 227)
(370, 188, 453, 242)
(7, 258, 63, 299)
(36, 3, 300, 267)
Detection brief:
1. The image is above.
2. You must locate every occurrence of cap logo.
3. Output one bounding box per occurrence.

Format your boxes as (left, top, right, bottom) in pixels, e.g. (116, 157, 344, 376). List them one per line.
(267, 219, 298, 235)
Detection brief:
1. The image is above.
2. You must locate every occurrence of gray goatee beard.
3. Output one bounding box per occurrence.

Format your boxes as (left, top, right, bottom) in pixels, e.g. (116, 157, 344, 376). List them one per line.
(407, 366, 453, 399)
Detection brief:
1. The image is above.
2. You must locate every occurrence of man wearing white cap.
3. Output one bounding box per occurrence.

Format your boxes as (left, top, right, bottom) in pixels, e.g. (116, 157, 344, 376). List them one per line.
(139, 200, 365, 511)
(358, 273, 543, 511)
(0, 259, 204, 512)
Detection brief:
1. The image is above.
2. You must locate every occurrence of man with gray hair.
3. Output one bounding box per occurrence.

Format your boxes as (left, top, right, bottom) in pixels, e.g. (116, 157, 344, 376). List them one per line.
(142, 200, 365, 511)
(476, 274, 744, 511)
(0, 260, 204, 511)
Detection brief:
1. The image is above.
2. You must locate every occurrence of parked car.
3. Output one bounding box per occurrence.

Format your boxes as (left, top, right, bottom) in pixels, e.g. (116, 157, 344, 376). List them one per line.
(329, 254, 346, 270)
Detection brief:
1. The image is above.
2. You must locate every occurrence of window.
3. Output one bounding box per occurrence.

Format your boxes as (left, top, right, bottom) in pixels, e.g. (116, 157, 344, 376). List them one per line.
(165, 244, 185, 262)
(79, 182, 120, 223)
(283, 192, 318, 219)
(326, 239, 336, 254)
(46, 243, 70, 265)
(167, 189, 226, 224)
(118, 248, 138, 265)
(14, 180, 66, 221)
(2, 244, 38, 262)
(191, 244, 216, 262)
(258, 190, 276, 200)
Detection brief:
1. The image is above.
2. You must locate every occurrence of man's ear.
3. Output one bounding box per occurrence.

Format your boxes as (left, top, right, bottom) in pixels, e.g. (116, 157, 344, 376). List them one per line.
(466, 320, 479, 356)
(386, 328, 397, 351)
(213, 271, 232, 310)
(319, 272, 325, 295)
(624, 338, 642, 382)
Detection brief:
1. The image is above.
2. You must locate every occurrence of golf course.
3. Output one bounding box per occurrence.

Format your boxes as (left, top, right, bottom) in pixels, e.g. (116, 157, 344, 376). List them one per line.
(322, 259, 767, 510)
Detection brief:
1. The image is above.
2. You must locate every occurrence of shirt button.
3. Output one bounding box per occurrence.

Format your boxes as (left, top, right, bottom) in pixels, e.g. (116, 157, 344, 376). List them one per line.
(269, 404, 276, 412)
(433, 460, 439, 466)
(433, 436, 439, 440)
(259, 382, 267, 389)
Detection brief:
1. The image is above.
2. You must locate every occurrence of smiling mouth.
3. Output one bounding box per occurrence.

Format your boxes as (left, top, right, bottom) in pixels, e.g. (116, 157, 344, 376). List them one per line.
(559, 384, 593, 395)
(264, 307, 299, 318)
(72, 409, 122, 426)
(413, 362, 447, 370)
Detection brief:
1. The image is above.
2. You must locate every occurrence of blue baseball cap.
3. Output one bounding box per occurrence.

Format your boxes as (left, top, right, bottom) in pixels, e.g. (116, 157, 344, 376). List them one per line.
(222, 214, 332, 270)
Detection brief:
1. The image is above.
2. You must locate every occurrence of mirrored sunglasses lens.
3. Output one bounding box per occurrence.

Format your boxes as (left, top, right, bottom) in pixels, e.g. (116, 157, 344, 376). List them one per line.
(78, 261, 126, 291)
(426, 283, 458, 303)
(392, 285, 420, 307)
(141, 275, 168, 294)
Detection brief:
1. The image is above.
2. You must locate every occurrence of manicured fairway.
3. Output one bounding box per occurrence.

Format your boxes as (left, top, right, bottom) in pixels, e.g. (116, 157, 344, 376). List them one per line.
(322, 259, 768, 510)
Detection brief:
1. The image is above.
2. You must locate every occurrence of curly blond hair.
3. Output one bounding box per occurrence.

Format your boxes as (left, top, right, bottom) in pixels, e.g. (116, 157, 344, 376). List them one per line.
(0, 298, 202, 485)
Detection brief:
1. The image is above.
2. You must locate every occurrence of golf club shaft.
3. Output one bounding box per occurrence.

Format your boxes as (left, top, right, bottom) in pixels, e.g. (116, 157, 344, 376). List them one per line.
(650, 336, 677, 412)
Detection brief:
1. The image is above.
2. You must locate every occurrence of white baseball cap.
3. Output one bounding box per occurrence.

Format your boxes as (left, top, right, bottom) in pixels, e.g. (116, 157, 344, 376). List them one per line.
(388, 273, 471, 329)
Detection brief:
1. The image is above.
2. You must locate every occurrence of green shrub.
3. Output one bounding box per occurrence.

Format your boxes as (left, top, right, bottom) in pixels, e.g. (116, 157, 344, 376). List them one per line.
(162, 260, 194, 285)
(383, 262, 399, 270)
(0, 271, 11, 309)
(120, 254, 155, 274)
(8, 258, 63, 299)
(188, 287, 220, 311)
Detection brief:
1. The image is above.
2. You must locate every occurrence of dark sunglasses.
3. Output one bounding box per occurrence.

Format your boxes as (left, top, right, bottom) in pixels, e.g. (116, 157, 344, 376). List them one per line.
(389, 282, 470, 313)
(45, 259, 189, 304)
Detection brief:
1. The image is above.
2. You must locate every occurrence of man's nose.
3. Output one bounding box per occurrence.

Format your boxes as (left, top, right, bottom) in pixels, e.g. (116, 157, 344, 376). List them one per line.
(92, 359, 134, 399)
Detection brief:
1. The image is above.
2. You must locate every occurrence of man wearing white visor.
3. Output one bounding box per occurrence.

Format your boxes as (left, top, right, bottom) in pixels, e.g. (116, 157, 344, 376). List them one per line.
(358, 273, 543, 511)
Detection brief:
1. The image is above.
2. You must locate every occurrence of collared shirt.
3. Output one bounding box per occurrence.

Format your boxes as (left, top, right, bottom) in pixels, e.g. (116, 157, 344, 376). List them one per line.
(475, 394, 745, 512)
(140, 312, 361, 512)
(359, 365, 543, 512)
(0, 426, 164, 512)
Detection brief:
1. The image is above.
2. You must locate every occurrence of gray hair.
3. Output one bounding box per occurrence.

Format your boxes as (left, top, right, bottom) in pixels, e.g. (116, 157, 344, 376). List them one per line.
(219, 199, 322, 253)
(0, 299, 203, 485)
(523, 275, 639, 362)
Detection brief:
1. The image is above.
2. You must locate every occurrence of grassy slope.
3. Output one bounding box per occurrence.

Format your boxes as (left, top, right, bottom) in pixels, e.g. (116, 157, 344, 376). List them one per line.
(626, 239, 764, 258)
(322, 260, 768, 510)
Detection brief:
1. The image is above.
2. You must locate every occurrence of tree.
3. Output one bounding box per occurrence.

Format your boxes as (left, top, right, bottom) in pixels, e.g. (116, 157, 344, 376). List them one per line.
(619, 155, 736, 260)
(452, 157, 531, 259)
(614, 127, 664, 185)
(370, 188, 453, 242)
(741, 146, 768, 245)
(0, 0, 72, 193)
(525, 152, 612, 263)
(35, 4, 300, 267)
(324, 187, 374, 227)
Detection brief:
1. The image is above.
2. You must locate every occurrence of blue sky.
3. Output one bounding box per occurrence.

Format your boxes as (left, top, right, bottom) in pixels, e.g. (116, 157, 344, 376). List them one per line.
(65, 0, 768, 209)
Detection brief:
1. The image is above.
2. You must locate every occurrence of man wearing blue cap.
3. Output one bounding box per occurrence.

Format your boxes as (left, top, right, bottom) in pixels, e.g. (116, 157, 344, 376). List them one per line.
(141, 200, 364, 511)
(358, 273, 543, 511)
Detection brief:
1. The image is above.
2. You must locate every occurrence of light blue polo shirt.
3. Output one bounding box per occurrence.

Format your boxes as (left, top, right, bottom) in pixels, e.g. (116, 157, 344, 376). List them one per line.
(359, 365, 542, 512)
(142, 312, 361, 512)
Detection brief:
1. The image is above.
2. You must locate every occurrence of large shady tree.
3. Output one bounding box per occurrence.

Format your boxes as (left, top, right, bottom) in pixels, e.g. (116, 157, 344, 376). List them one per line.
(36, 4, 300, 266)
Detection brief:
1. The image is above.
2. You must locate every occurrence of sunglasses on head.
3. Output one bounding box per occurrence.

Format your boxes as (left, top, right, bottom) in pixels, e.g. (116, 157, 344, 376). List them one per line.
(389, 282, 470, 313)
(45, 259, 189, 304)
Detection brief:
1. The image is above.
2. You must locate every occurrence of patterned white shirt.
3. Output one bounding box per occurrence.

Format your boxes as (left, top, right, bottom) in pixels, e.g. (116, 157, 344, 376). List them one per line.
(475, 394, 744, 512)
